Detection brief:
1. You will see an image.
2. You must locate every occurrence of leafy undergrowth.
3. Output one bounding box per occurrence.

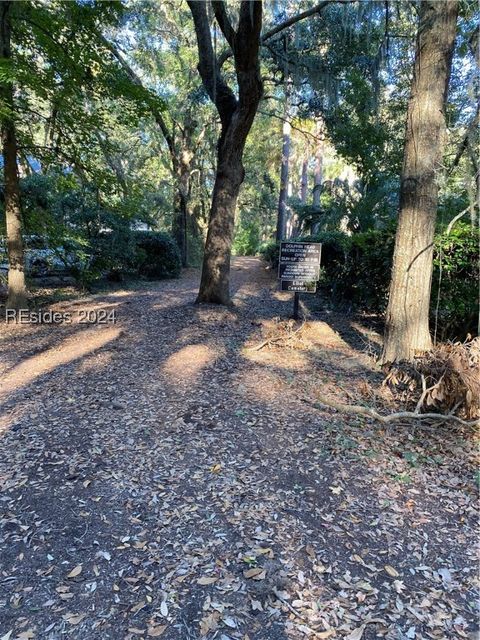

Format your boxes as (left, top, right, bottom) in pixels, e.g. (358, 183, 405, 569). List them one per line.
(0, 258, 478, 640)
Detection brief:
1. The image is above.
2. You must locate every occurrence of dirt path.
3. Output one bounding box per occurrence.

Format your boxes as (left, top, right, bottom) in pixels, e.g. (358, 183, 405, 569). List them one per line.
(0, 258, 478, 640)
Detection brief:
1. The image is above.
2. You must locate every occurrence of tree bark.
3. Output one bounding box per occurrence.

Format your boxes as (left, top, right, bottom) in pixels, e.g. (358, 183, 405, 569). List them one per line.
(381, 0, 458, 364)
(188, 0, 263, 304)
(312, 136, 323, 233)
(0, 1, 27, 310)
(275, 116, 291, 242)
(171, 152, 192, 267)
(300, 157, 308, 203)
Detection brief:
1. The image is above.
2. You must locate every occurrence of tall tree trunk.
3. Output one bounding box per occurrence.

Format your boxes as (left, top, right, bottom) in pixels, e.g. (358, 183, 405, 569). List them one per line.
(381, 0, 458, 364)
(300, 157, 308, 203)
(197, 152, 243, 304)
(275, 117, 291, 242)
(312, 138, 323, 233)
(0, 1, 27, 310)
(172, 154, 191, 267)
(288, 156, 308, 238)
(188, 0, 263, 304)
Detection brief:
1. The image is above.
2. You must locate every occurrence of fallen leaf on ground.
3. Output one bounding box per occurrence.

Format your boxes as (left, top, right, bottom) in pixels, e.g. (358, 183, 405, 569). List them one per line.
(147, 626, 167, 637)
(197, 576, 218, 585)
(66, 564, 82, 578)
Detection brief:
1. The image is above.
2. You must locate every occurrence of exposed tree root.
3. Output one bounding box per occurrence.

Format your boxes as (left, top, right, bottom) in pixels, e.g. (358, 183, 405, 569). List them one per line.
(303, 394, 480, 427)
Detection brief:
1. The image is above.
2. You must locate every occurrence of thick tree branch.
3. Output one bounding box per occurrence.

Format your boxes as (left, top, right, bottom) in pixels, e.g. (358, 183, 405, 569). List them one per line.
(263, 0, 356, 41)
(233, 1, 263, 107)
(211, 1, 235, 49)
(187, 0, 237, 128)
(263, 1, 332, 41)
(218, 0, 355, 69)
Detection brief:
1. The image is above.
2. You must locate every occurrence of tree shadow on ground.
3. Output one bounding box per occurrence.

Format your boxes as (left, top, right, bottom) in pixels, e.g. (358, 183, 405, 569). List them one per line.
(0, 258, 477, 640)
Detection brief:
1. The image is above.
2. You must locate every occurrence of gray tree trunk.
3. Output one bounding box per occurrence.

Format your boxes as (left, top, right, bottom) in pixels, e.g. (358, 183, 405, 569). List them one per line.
(275, 111, 291, 242)
(312, 139, 323, 233)
(381, 0, 459, 364)
(300, 157, 308, 204)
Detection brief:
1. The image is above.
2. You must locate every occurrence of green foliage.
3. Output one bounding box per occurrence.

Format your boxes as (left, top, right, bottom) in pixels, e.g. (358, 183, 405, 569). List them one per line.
(432, 223, 479, 340)
(259, 240, 279, 268)
(134, 231, 181, 279)
(1, 172, 181, 285)
(233, 219, 260, 256)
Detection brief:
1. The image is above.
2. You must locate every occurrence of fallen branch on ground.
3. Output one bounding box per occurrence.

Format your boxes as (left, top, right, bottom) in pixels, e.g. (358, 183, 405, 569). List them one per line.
(303, 394, 480, 427)
(246, 321, 306, 351)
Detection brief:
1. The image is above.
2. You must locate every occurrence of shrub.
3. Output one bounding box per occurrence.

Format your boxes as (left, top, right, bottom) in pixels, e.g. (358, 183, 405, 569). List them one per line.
(340, 228, 395, 310)
(134, 231, 181, 279)
(87, 228, 139, 283)
(300, 230, 350, 279)
(432, 223, 479, 340)
(233, 220, 260, 256)
(259, 240, 279, 267)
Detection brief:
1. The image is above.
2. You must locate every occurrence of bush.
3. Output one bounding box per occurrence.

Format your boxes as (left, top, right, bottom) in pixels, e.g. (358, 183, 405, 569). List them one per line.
(259, 240, 279, 267)
(233, 220, 260, 256)
(300, 230, 350, 280)
(432, 223, 479, 340)
(72, 231, 182, 285)
(134, 231, 181, 279)
(338, 228, 395, 310)
(86, 228, 139, 283)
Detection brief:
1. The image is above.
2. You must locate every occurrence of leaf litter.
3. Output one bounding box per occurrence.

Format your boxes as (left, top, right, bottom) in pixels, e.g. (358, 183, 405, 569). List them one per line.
(0, 258, 478, 639)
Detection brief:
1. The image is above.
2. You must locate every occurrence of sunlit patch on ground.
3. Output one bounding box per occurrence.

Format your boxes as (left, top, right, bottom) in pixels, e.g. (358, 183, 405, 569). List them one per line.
(162, 343, 217, 384)
(0, 326, 122, 398)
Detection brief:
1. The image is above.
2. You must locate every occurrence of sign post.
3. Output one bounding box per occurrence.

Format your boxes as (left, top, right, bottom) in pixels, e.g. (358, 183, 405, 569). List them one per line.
(293, 291, 300, 320)
(278, 241, 322, 319)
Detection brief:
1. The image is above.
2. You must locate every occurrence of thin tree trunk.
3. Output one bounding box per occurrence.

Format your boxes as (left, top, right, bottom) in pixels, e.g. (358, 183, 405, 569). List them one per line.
(275, 105, 291, 242)
(171, 192, 188, 267)
(0, 1, 27, 310)
(381, 0, 458, 364)
(312, 138, 323, 233)
(300, 157, 308, 203)
(289, 156, 308, 238)
(172, 156, 191, 267)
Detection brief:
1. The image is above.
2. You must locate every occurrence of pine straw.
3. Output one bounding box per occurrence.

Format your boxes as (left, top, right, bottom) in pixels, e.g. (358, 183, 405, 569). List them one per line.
(384, 337, 480, 420)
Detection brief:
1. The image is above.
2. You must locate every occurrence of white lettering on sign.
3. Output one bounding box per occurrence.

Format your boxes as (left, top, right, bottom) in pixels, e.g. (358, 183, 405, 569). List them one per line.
(278, 242, 322, 288)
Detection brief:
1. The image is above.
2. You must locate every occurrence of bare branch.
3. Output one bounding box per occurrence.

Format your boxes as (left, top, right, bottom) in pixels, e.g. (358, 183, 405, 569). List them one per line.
(262, 0, 355, 42)
(303, 395, 480, 427)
